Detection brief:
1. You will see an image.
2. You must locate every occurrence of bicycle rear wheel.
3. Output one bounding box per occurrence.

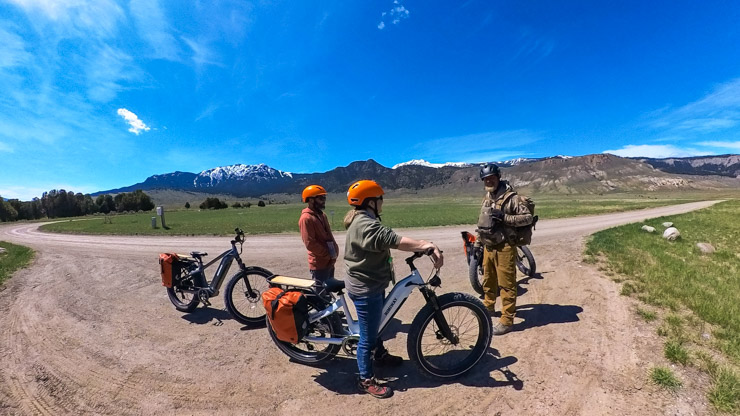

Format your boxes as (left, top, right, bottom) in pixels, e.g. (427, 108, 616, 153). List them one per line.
(516, 246, 536, 277)
(408, 292, 492, 379)
(267, 297, 341, 364)
(167, 286, 199, 312)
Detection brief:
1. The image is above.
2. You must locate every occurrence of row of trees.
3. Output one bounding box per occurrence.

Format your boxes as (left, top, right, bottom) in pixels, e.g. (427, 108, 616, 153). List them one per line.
(0, 189, 155, 222)
(190, 198, 266, 210)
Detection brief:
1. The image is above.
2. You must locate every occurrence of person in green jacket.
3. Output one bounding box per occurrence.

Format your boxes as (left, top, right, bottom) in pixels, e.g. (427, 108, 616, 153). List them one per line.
(343, 180, 443, 399)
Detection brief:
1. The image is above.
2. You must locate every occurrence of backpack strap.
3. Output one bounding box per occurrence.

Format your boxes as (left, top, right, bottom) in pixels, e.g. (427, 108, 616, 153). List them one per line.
(495, 190, 517, 211)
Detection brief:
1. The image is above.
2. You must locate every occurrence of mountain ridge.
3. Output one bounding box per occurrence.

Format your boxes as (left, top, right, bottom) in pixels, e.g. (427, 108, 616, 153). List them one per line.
(96, 154, 740, 197)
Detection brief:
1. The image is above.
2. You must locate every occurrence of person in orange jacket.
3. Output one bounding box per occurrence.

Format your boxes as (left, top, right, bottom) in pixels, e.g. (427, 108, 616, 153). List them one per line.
(299, 185, 340, 283)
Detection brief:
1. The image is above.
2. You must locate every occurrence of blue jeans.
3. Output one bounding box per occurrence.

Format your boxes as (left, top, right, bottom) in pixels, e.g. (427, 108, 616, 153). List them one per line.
(310, 267, 334, 300)
(309, 267, 334, 282)
(348, 292, 384, 380)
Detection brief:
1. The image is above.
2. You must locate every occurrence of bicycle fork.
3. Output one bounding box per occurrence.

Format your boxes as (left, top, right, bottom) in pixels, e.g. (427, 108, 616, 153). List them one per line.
(419, 287, 459, 345)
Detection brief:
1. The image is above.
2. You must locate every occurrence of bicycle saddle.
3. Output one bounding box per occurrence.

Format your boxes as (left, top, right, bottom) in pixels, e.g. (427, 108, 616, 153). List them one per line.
(190, 251, 208, 258)
(323, 278, 345, 293)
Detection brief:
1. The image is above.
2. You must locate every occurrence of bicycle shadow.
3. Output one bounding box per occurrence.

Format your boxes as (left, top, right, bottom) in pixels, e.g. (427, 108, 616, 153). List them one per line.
(311, 348, 522, 394)
(513, 303, 583, 332)
(181, 307, 233, 326)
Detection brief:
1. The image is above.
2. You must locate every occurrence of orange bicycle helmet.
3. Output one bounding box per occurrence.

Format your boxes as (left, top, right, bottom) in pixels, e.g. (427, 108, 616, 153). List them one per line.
(347, 180, 384, 206)
(302, 185, 327, 203)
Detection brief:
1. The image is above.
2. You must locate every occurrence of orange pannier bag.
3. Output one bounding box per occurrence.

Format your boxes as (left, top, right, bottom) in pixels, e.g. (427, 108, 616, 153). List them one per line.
(159, 253, 179, 288)
(262, 287, 309, 343)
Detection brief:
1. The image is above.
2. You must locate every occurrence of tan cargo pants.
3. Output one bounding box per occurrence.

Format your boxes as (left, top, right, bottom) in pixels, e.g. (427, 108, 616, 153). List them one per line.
(482, 244, 517, 326)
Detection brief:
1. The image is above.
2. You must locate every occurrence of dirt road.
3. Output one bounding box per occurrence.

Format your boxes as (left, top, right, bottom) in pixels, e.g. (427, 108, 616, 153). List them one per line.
(0, 201, 717, 415)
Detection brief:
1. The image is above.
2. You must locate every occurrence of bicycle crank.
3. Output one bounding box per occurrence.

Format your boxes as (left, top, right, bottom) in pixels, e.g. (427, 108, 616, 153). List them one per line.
(341, 335, 359, 356)
(197, 289, 212, 307)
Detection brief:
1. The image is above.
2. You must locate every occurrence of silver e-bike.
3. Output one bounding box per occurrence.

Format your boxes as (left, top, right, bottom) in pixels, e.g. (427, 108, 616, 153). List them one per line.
(265, 250, 493, 379)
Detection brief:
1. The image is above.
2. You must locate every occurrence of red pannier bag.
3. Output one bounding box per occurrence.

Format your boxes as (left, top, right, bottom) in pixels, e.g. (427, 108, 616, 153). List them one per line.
(159, 253, 179, 288)
(262, 287, 309, 343)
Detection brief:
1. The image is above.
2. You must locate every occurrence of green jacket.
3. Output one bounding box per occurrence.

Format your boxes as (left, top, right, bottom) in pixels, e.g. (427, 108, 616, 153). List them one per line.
(344, 210, 401, 296)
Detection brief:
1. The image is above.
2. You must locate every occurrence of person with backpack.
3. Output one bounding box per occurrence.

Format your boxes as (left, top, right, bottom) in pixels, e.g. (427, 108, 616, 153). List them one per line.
(299, 185, 339, 284)
(475, 163, 534, 336)
(343, 180, 443, 399)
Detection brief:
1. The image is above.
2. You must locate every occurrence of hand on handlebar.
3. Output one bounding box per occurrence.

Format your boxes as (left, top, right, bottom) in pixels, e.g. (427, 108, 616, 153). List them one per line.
(424, 244, 444, 269)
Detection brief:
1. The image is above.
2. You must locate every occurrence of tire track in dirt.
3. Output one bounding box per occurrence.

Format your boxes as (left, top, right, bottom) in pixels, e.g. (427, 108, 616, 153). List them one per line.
(0, 201, 718, 415)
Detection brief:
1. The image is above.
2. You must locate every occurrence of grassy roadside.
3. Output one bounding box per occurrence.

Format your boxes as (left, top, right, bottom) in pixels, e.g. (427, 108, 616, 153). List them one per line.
(0, 241, 34, 286)
(39, 194, 703, 236)
(585, 199, 739, 413)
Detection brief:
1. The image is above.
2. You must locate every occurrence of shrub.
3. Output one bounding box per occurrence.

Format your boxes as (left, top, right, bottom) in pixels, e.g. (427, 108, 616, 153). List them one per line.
(257, 200, 266, 207)
(199, 197, 228, 210)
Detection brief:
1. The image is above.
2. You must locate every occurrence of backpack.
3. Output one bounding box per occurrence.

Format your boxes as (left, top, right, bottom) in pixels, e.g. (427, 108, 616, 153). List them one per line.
(262, 287, 309, 343)
(506, 194, 537, 246)
(477, 192, 538, 247)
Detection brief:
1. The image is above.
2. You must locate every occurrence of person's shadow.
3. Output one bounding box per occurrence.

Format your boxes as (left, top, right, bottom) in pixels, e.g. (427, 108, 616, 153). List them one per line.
(311, 348, 522, 394)
(181, 307, 233, 326)
(513, 303, 583, 332)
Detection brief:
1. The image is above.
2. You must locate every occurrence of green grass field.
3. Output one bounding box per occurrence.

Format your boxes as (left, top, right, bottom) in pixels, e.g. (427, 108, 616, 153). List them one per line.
(0, 241, 34, 286)
(40, 194, 705, 236)
(585, 199, 739, 412)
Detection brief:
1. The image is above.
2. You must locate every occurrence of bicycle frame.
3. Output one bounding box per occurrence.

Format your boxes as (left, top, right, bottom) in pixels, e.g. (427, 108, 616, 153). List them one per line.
(179, 242, 247, 297)
(303, 268, 428, 345)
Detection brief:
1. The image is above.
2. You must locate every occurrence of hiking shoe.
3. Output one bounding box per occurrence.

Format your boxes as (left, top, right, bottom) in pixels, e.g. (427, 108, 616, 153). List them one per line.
(358, 377, 393, 398)
(374, 349, 403, 367)
(493, 322, 513, 335)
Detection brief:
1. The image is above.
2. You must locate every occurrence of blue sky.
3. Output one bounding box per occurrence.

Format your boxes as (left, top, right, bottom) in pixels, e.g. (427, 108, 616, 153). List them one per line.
(1, 0, 740, 200)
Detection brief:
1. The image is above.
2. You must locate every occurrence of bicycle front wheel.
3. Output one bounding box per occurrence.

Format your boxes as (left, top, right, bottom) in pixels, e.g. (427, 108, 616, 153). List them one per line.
(408, 292, 492, 379)
(224, 268, 272, 326)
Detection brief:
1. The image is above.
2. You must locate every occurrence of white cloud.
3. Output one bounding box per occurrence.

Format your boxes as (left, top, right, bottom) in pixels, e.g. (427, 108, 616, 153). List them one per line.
(0, 141, 13, 153)
(414, 130, 541, 163)
(698, 140, 740, 150)
(117, 108, 150, 135)
(603, 144, 707, 158)
(129, 0, 181, 61)
(86, 45, 142, 102)
(650, 78, 740, 134)
(183, 37, 222, 67)
(0, 26, 31, 69)
(8, 0, 125, 39)
(378, 0, 410, 29)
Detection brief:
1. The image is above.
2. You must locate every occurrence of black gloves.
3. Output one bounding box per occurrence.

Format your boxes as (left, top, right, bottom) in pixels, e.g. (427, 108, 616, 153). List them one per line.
(490, 208, 504, 222)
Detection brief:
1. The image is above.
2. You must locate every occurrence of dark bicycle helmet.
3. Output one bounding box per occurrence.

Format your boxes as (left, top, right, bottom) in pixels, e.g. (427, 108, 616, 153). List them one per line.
(479, 163, 500, 179)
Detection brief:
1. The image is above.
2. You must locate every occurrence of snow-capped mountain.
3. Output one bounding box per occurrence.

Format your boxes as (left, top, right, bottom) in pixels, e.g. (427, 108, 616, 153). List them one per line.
(194, 164, 293, 188)
(392, 159, 472, 169)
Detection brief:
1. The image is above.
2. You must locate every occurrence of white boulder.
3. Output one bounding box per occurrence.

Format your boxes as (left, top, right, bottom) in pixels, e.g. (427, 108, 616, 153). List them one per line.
(641, 225, 656, 233)
(663, 227, 681, 241)
(696, 242, 715, 254)
(662, 222, 674, 228)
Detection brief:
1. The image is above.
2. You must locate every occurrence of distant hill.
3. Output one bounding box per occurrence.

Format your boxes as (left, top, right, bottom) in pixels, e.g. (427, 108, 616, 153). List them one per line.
(636, 154, 740, 178)
(96, 154, 740, 198)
